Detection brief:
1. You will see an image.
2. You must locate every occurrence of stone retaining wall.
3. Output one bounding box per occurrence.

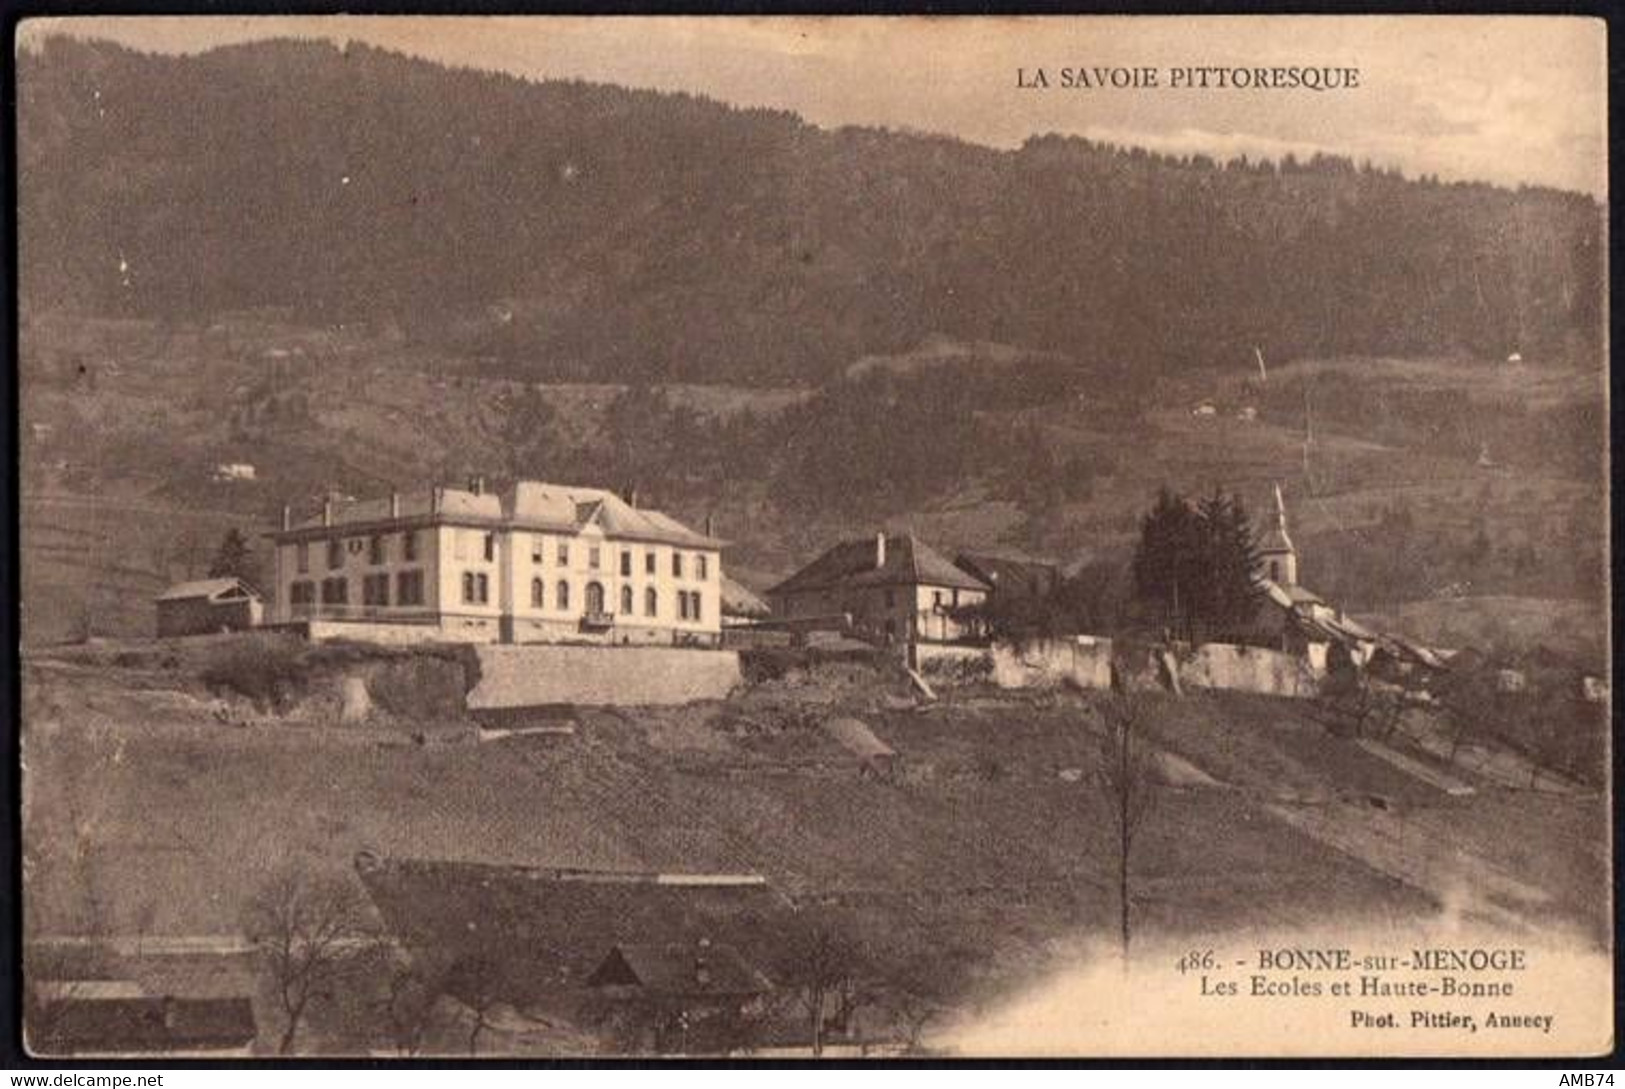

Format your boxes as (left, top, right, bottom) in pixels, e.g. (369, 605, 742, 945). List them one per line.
(468, 644, 742, 708)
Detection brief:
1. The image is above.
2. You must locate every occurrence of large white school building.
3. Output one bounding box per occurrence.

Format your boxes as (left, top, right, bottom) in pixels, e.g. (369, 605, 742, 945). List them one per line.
(266, 479, 724, 646)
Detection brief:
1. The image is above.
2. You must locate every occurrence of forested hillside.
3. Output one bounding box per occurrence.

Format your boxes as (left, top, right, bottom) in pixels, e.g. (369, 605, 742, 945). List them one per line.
(19, 36, 1605, 386)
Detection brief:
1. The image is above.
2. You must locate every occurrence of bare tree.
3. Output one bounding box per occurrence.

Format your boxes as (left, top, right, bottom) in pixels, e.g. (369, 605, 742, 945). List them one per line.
(241, 866, 375, 1055)
(374, 953, 447, 1057)
(1095, 693, 1158, 962)
(780, 924, 868, 1058)
(877, 990, 941, 1056)
(23, 788, 125, 1055)
(443, 956, 504, 1057)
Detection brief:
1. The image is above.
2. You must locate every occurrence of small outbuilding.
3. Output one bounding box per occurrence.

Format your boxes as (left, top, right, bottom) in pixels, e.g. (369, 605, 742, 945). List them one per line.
(154, 577, 264, 638)
(720, 575, 772, 626)
(586, 941, 771, 1054)
(822, 716, 900, 781)
(30, 992, 257, 1057)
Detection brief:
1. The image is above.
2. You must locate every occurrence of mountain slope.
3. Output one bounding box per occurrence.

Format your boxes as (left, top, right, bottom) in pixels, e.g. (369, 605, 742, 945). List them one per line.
(19, 36, 1605, 385)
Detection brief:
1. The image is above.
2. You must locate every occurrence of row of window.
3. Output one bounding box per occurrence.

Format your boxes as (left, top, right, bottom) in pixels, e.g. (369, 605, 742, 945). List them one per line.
(518, 579, 705, 622)
(295, 532, 424, 574)
(530, 540, 710, 580)
(295, 531, 713, 581)
(289, 571, 426, 608)
(291, 570, 708, 622)
(879, 588, 964, 609)
(513, 581, 708, 621)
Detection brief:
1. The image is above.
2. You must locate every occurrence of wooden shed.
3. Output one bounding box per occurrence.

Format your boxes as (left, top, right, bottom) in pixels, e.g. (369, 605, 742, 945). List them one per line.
(154, 577, 264, 637)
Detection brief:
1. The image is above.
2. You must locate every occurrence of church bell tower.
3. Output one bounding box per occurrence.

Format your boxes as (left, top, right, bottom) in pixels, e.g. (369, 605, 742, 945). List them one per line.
(1257, 482, 1299, 587)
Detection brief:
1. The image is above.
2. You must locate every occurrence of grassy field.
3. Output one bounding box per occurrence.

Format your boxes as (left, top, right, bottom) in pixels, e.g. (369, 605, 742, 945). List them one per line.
(1355, 595, 1608, 666)
(23, 644, 1608, 1048)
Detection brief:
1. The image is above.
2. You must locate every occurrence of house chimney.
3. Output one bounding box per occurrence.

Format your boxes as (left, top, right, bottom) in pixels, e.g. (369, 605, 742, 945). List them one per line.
(627, 485, 639, 509)
(432, 486, 444, 514)
(704, 514, 714, 537)
(875, 532, 887, 569)
(389, 491, 400, 519)
(281, 505, 291, 531)
(322, 498, 333, 527)
(468, 476, 486, 496)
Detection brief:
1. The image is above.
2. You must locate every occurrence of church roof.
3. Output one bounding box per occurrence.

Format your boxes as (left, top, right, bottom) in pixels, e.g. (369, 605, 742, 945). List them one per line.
(1258, 482, 1296, 554)
(1257, 524, 1295, 553)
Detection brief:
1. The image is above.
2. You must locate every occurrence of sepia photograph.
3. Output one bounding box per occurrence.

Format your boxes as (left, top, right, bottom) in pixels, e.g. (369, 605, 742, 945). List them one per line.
(13, 14, 1612, 1060)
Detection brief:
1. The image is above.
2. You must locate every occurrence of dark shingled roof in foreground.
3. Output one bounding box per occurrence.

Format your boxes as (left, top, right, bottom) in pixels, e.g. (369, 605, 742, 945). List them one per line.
(354, 854, 795, 1007)
(768, 535, 988, 597)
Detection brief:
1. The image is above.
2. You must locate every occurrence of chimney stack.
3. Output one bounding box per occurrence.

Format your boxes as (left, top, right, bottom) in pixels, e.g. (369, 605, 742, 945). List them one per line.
(432, 486, 444, 514)
(322, 498, 333, 527)
(704, 514, 714, 537)
(875, 532, 887, 569)
(281, 505, 291, 531)
(389, 491, 400, 519)
(627, 485, 639, 509)
(468, 476, 486, 496)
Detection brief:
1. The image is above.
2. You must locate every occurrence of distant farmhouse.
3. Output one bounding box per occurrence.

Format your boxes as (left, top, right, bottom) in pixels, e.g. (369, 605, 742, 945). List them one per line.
(154, 577, 264, 638)
(767, 533, 989, 646)
(210, 462, 257, 483)
(952, 553, 1061, 605)
(266, 479, 724, 646)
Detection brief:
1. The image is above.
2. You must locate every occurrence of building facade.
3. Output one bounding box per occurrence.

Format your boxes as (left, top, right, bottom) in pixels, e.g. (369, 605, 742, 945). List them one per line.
(265, 480, 724, 646)
(767, 533, 989, 646)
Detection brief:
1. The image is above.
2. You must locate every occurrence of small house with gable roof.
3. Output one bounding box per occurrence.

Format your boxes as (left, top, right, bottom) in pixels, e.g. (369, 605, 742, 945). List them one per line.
(767, 533, 989, 647)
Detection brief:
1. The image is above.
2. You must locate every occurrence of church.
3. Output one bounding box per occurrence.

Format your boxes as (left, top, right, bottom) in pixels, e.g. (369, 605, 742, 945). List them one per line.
(1248, 484, 1378, 665)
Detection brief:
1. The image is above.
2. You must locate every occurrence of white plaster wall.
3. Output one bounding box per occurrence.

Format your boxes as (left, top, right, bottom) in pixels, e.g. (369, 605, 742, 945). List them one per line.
(1177, 642, 1319, 698)
(990, 636, 1114, 690)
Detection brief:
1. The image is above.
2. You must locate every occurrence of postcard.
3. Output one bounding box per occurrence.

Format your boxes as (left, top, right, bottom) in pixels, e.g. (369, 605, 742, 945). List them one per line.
(15, 14, 1610, 1058)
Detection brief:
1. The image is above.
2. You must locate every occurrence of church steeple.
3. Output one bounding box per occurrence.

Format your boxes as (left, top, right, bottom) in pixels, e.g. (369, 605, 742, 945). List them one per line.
(1257, 482, 1298, 586)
